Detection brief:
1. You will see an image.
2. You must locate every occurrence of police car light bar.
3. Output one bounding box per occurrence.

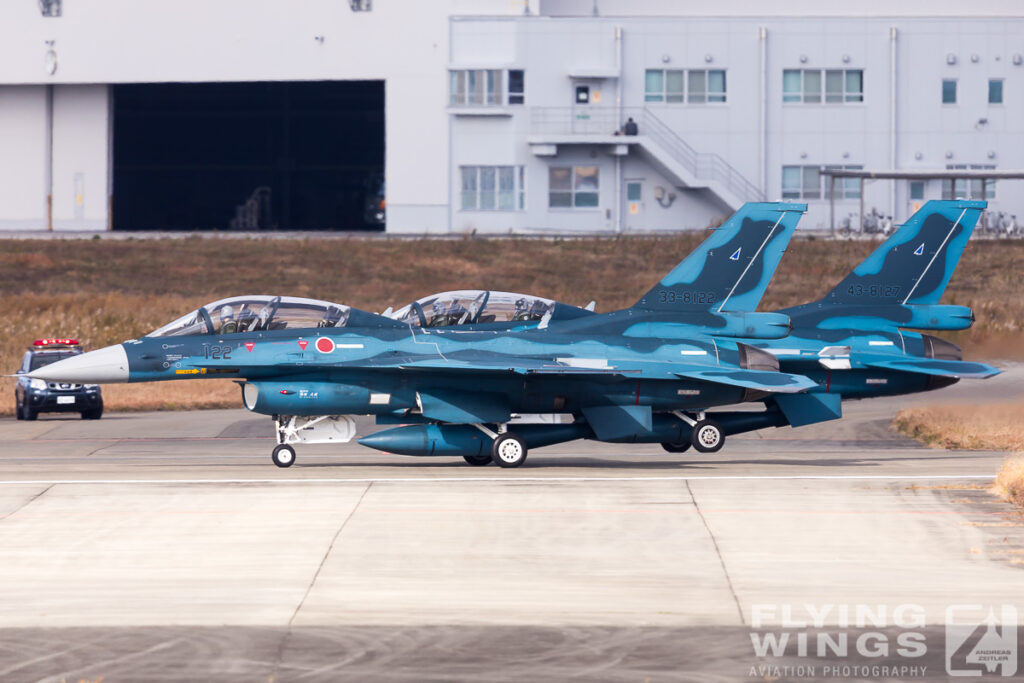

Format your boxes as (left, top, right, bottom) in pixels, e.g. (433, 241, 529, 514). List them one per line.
(33, 338, 79, 347)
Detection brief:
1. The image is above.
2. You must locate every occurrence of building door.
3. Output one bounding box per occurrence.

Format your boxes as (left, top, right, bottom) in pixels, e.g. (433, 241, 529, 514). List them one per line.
(624, 180, 644, 231)
(907, 180, 925, 218)
(571, 79, 603, 134)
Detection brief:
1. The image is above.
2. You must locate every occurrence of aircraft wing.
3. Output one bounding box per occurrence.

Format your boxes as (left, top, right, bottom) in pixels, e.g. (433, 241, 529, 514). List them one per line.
(857, 356, 1000, 379)
(194, 349, 815, 394)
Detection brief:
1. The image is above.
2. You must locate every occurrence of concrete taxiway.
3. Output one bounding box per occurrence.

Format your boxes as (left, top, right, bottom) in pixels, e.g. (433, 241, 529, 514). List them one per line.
(0, 368, 1022, 681)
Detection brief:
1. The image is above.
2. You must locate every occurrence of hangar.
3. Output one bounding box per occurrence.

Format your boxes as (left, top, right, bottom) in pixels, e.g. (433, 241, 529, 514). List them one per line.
(112, 81, 383, 230)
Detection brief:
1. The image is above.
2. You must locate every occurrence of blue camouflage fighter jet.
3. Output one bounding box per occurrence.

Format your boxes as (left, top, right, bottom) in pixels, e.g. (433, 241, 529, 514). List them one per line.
(404, 200, 999, 450)
(30, 202, 822, 468)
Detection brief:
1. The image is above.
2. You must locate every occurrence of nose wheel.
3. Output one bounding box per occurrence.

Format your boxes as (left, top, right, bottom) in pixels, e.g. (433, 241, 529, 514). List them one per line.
(272, 444, 296, 468)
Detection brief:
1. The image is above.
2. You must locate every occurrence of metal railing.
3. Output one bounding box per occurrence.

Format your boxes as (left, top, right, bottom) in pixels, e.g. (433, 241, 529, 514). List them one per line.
(530, 106, 763, 202)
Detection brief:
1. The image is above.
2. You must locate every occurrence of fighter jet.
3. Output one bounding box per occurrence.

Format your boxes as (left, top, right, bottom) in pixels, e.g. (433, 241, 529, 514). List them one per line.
(406, 200, 998, 452)
(30, 202, 819, 468)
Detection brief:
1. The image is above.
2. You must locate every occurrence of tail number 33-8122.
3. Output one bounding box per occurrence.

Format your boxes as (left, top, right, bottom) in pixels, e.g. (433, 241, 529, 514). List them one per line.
(202, 344, 233, 360)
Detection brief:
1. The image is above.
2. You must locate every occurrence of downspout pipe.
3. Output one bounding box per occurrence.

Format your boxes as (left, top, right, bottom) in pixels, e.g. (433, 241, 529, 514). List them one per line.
(890, 26, 897, 221)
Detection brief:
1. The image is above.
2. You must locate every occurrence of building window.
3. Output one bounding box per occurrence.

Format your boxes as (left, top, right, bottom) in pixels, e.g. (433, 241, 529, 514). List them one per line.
(909, 181, 925, 201)
(784, 69, 863, 104)
(942, 79, 957, 104)
(449, 69, 524, 107)
(988, 79, 1003, 104)
(645, 69, 726, 103)
(781, 166, 821, 200)
(943, 164, 995, 200)
(626, 182, 642, 201)
(549, 166, 599, 208)
(823, 165, 864, 199)
(508, 70, 525, 105)
(461, 166, 525, 211)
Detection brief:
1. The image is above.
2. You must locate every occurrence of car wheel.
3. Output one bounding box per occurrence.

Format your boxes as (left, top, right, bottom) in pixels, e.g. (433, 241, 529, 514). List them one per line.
(82, 407, 103, 420)
(15, 398, 24, 421)
(24, 406, 38, 421)
(491, 433, 528, 468)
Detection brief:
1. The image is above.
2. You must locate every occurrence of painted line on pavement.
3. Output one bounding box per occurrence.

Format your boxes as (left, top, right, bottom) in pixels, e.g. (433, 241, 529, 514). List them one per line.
(0, 474, 996, 486)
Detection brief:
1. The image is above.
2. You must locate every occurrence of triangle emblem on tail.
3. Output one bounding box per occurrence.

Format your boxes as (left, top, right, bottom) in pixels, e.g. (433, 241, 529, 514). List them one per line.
(914, 243, 924, 256)
(729, 248, 741, 261)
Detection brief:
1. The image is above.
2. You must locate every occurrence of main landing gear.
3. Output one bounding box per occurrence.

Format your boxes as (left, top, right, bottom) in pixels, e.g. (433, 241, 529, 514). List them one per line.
(663, 411, 725, 454)
(491, 432, 528, 468)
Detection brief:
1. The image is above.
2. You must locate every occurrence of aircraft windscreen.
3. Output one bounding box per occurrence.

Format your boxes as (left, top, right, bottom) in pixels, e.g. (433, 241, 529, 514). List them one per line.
(392, 290, 555, 327)
(147, 296, 351, 337)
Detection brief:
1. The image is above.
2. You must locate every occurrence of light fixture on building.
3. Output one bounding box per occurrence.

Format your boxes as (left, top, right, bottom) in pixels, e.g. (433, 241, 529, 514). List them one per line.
(842, 152, 850, 159)
(653, 186, 676, 208)
(43, 40, 57, 76)
(1014, 54, 1023, 66)
(946, 53, 957, 65)
(799, 54, 808, 64)
(914, 152, 923, 160)
(661, 54, 671, 64)
(314, 35, 325, 44)
(945, 151, 954, 159)
(704, 54, 713, 63)
(842, 54, 851, 63)
(970, 54, 980, 63)
(988, 150, 996, 159)
(800, 152, 807, 159)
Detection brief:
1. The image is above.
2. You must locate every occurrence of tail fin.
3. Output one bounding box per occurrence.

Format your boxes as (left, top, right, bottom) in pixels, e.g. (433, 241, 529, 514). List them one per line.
(823, 200, 985, 305)
(633, 202, 807, 313)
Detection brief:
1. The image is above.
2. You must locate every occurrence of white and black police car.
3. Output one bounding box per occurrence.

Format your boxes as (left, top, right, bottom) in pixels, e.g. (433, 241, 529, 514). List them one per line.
(14, 339, 103, 420)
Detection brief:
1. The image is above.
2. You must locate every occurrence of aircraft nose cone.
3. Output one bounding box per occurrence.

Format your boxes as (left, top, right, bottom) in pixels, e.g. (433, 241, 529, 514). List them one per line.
(28, 344, 130, 383)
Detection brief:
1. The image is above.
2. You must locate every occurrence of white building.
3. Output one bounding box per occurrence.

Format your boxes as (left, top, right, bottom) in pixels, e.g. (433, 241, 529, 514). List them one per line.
(0, 0, 1021, 233)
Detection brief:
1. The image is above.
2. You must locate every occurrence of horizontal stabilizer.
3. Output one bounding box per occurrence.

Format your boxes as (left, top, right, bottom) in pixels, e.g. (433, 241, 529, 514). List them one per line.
(773, 393, 842, 427)
(859, 357, 1000, 380)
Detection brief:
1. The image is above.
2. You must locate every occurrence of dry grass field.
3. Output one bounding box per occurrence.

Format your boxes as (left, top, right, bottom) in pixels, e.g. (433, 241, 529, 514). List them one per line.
(893, 402, 1024, 508)
(1, 234, 1022, 416)
(893, 403, 1024, 452)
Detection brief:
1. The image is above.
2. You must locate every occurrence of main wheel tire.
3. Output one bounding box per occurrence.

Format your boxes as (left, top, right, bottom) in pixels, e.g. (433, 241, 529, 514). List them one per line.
(691, 419, 724, 453)
(661, 441, 691, 454)
(463, 454, 492, 466)
(272, 444, 296, 468)
(491, 433, 528, 468)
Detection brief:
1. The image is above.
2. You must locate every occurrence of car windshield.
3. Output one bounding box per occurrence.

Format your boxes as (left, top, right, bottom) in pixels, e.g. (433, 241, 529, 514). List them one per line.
(29, 351, 79, 371)
(391, 290, 556, 328)
(147, 295, 352, 337)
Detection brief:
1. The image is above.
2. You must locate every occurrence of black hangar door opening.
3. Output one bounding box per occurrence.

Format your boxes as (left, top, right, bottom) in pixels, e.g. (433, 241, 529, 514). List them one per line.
(112, 81, 384, 231)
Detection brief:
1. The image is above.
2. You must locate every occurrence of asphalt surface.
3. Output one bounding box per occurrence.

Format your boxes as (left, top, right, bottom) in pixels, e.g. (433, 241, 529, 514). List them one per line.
(1, 367, 1022, 681)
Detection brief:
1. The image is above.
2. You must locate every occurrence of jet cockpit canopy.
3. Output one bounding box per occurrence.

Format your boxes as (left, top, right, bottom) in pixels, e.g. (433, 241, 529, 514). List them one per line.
(147, 296, 351, 337)
(390, 290, 557, 328)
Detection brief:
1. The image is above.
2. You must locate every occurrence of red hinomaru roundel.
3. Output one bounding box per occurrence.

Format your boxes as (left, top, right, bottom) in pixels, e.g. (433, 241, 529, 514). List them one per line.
(315, 337, 335, 353)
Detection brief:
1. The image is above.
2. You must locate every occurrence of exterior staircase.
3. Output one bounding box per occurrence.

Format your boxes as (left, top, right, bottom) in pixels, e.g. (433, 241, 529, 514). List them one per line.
(528, 106, 762, 210)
